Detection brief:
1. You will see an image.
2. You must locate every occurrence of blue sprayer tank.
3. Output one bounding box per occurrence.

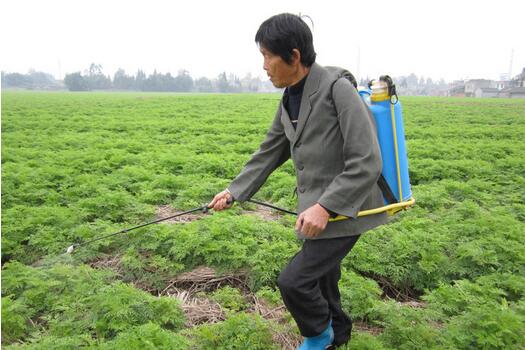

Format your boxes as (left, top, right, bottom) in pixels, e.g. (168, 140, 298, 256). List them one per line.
(359, 77, 412, 209)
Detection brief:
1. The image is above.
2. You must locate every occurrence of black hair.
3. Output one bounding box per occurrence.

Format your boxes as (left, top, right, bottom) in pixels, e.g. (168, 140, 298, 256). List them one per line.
(255, 13, 316, 67)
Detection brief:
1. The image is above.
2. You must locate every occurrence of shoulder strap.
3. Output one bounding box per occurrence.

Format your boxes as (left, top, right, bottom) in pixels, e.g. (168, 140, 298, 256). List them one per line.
(326, 66, 358, 115)
(325, 66, 358, 88)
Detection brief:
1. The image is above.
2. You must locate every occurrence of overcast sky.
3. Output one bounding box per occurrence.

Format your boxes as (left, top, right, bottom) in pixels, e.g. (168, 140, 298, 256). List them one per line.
(1, 0, 524, 82)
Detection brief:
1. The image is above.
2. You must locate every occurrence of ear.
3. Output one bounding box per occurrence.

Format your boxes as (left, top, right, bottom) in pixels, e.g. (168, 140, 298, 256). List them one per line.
(291, 49, 302, 66)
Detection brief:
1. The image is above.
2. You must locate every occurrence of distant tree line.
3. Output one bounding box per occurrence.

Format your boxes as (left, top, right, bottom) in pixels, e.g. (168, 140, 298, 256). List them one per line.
(358, 73, 449, 97)
(3, 63, 452, 95)
(394, 73, 449, 96)
(1, 70, 63, 90)
(1, 63, 276, 93)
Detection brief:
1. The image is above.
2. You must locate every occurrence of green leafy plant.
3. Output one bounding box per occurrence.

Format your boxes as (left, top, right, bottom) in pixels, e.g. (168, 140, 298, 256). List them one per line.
(209, 286, 248, 312)
(190, 313, 279, 350)
(101, 322, 189, 350)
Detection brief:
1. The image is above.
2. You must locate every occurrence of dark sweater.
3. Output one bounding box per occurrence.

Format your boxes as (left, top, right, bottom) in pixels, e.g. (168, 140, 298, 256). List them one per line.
(283, 74, 308, 129)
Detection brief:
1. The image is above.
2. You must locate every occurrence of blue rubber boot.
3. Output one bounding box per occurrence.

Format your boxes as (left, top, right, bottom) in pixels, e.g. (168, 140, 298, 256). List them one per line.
(297, 320, 334, 350)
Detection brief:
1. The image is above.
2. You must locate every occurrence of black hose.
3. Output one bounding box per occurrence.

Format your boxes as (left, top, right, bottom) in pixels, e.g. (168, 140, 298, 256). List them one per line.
(247, 199, 297, 216)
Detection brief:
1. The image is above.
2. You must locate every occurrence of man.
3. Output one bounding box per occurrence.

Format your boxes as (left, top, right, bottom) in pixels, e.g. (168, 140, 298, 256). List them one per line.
(209, 13, 387, 349)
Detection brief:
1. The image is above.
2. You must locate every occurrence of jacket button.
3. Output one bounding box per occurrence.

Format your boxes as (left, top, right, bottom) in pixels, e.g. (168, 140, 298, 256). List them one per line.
(298, 164, 304, 170)
(299, 187, 305, 193)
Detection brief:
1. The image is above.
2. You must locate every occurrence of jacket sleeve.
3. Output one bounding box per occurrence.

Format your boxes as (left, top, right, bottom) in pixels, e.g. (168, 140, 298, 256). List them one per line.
(317, 78, 382, 219)
(227, 105, 291, 201)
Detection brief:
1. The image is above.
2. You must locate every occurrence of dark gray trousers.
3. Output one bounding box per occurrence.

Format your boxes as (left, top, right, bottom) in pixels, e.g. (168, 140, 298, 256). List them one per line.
(277, 234, 360, 345)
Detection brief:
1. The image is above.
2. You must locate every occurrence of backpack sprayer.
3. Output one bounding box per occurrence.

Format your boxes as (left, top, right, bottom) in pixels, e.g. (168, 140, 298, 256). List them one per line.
(356, 75, 415, 216)
(66, 74, 414, 253)
(320, 71, 415, 221)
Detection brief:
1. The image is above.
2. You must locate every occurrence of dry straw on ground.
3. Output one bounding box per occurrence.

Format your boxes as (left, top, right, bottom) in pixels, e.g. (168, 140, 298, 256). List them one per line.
(161, 266, 301, 349)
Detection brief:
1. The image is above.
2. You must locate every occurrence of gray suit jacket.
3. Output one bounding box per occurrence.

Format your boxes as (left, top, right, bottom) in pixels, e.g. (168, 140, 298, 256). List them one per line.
(228, 62, 388, 239)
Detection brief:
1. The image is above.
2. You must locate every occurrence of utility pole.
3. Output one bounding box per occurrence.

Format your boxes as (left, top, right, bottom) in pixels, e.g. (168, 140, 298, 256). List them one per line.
(356, 45, 361, 83)
(57, 59, 62, 81)
(508, 48, 514, 81)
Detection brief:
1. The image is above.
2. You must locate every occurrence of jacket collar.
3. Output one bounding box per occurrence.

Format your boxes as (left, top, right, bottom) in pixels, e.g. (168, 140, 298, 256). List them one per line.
(293, 62, 322, 145)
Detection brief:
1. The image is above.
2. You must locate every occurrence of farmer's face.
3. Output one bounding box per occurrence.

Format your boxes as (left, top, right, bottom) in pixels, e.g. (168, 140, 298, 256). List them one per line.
(260, 46, 298, 88)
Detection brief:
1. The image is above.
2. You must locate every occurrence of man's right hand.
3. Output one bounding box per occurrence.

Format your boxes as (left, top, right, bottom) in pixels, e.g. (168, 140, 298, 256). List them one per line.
(208, 190, 233, 211)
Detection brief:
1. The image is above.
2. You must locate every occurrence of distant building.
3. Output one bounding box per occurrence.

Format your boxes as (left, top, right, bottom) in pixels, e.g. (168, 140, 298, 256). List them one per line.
(514, 68, 525, 88)
(465, 79, 492, 97)
(494, 80, 509, 90)
(497, 87, 525, 98)
(495, 68, 525, 98)
(447, 81, 465, 97)
(474, 87, 500, 98)
(446, 74, 525, 98)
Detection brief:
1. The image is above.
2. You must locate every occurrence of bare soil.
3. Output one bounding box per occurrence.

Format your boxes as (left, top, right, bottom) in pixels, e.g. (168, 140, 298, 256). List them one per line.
(243, 203, 282, 221)
(155, 205, 206, 224)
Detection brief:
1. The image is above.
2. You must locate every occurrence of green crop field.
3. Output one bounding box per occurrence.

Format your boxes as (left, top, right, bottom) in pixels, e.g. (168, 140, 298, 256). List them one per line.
(2, 91, 525, 349)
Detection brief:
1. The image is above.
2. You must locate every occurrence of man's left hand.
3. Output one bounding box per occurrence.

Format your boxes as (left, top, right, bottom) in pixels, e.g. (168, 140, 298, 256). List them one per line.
(295, 203, 330, 238)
